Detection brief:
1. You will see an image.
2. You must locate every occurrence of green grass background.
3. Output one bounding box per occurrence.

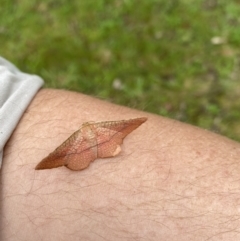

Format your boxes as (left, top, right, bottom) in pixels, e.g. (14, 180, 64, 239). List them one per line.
(1, 0, 240, 141)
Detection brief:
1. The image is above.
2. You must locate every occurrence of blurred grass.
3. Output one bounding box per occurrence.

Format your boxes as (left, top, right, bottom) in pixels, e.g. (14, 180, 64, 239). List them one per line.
(1, 0, 240, 141)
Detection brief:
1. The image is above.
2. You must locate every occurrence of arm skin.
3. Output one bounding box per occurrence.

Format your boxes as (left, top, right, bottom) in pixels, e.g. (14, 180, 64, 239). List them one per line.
(1, 89, 240, 241)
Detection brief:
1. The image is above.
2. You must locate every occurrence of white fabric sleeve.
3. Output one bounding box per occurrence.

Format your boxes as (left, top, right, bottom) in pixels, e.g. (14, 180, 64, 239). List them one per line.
(0, 57, 44, 168)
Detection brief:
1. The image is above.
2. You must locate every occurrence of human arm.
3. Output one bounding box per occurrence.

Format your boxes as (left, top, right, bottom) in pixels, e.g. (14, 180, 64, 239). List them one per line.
(2, 88, 240, 241)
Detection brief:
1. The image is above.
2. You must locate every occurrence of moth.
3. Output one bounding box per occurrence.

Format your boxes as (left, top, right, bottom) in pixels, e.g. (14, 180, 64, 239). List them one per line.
(35, 117, 147, 171)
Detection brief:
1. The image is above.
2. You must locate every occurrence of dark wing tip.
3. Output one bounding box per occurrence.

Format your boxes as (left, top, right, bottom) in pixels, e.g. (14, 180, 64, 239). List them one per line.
(35, 162, 44, 170)
(129, 117, 148, 126)
(35, 160, 50, 170)
(135, 117, 148, 123)
(35, 154, 65, 170)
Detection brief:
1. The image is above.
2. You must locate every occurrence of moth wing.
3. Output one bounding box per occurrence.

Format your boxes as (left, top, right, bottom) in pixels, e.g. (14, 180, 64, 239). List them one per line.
(93, 117, 147, 140)
(35, 132, 82, 170)
(93, 117, 147, 158)
(64, 150, 96, 171)
(36, 129, 97, 171)
(94, 127, 123, 158)
(64, 130, 98, 171)
(35, 153, 66, 170)
(66, 121, 129, 168)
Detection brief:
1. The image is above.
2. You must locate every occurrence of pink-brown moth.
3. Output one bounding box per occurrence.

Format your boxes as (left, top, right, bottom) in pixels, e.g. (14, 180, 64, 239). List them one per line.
(35, 117, 147, 171)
